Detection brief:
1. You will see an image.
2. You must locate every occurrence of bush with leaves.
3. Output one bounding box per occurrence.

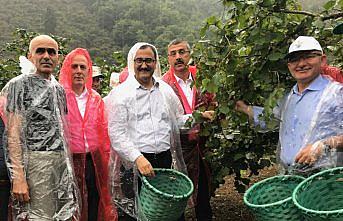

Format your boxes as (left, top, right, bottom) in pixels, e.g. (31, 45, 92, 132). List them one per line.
(193, 0, 343, 192)
(0, 29, 69, 89)
(0, 29, 126, 96)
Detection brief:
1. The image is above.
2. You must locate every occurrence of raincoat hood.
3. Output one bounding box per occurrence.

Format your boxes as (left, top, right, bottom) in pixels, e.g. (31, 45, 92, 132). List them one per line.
(59, 48, 93, 91)
(127, 42, 162, 81)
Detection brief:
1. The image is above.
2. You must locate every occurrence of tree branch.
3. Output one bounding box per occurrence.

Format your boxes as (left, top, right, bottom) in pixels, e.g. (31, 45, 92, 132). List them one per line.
(322, 12, 343, 21)
(273, 9, 317, 17)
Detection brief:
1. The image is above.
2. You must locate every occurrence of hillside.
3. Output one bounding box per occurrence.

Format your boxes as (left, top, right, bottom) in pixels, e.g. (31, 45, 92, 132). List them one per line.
(0, 0, 222, 58)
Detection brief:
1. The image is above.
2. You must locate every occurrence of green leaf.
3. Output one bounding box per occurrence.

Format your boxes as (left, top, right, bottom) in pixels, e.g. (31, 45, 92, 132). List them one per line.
(323, 0, 336, 10)
(268, 52, 284, 61)
(206, 16, 218, 25)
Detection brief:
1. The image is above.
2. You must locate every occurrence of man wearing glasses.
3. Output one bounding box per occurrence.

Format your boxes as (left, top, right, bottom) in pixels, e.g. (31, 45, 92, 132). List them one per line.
(1, 35, 79, 220)
(236, 36, 343, 174)
(107, 42, 187, 220)
(163, 39, 214, 221)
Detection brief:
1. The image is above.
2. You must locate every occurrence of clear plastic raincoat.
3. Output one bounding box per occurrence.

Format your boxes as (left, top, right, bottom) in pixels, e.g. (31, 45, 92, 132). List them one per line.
(107, 43, 187, 220)
(1, 56, 80, 220)
(59, 48, 117, 220)
(281, 79, 343, 174)
(262, 77, 343, 175)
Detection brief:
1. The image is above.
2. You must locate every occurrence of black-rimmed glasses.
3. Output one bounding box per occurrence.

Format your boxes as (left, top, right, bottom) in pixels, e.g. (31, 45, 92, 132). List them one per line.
(134, 58, 156, 65)
(287, 53, 322, 63)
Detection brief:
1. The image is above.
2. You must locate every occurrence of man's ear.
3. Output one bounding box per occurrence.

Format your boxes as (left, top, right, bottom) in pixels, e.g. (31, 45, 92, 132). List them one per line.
(320, 54, 328, 67)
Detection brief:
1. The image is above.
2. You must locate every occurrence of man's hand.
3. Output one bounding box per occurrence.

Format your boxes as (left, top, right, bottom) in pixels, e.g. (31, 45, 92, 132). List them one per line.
(135, 155, 155, 177)
(12, 178, 30, 202)
(295, 142, 325, 165)
(201, 110, 215, 121)
(235, 100, 253, 118)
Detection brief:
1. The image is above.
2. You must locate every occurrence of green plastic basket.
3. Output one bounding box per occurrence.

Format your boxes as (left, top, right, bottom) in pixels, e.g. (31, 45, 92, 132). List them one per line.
(244, 175, 305, 221)
(139, 168, 194, 221)
(293, 167, 343, 221)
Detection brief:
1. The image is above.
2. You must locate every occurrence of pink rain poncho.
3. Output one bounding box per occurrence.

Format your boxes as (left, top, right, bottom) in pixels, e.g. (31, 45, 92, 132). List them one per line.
(59, 48, 117, 221)
(322, 65, 343, 83)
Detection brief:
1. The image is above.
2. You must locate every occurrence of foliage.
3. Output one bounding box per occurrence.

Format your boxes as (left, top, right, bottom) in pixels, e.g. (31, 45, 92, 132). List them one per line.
(0, 28, 127, 96)
(193, 0, 343, 192)
(0, 0, 222, 61)
(0, 29, 69, 89)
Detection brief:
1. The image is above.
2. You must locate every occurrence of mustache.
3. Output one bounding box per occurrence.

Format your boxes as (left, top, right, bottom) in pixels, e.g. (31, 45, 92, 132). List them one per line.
(137, 67, 153, 72)
(40, 58, 53, 65)
(175, 58, 184, 65)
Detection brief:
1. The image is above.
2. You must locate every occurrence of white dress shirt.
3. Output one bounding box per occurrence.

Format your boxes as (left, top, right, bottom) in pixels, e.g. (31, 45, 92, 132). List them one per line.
(107, 77, 185, 163)
(75, 88, 89, 150)
(174, 73, 194, 107)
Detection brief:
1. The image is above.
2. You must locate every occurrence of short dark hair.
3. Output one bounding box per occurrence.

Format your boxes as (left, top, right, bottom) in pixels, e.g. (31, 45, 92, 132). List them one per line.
(139, 45, 157, 59)
(168, 39, 191, 51)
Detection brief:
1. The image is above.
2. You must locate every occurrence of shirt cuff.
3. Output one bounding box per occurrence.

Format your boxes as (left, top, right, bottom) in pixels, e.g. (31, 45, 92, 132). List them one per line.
(252, 106, 265, 127)
(129, 150, 143, 163)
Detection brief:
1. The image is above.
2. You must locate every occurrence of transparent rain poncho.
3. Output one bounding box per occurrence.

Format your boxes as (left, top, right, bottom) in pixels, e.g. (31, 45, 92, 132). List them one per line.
(278, 79, 343, 175)
(1, 56, 80, 220)
(106, 43, 187, 220)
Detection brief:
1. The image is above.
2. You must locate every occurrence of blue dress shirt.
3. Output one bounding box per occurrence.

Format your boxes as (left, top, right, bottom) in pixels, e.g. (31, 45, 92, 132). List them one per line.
(253, 75, 343, 165)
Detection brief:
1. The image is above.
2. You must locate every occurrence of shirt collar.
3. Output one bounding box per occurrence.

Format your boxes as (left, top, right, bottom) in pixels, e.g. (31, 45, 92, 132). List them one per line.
(174, 72, 193, 84)
(292, 74, 328, 94)
(75, 88, 88, 98)
(133, 76, 159, 90)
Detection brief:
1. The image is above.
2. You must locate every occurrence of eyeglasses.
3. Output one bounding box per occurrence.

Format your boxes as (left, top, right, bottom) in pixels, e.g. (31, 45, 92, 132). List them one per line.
(287, 52, 322, 63)
(168, 49, 190, 57)
(134, 58, 156, 65)
(35, 48, 57, 56)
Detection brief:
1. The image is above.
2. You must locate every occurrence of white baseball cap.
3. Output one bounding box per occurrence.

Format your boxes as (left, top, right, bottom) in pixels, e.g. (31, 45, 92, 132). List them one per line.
(92, 66, 103, 78)
(287, 36, 322, 56)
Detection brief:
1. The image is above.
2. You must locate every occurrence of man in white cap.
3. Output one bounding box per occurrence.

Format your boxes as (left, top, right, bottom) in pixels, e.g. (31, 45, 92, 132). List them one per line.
(92, 66, 104, 94)
(236, 36, 343, 173)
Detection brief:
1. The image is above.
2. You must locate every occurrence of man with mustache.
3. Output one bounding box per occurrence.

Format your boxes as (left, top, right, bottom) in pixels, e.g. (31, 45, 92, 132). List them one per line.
(1, 35, 79, 220)
(107, 42, 187, 220)
(236, 36, 343, 174)
(59, 48, 117, 221)
(162, 40, 215, 221)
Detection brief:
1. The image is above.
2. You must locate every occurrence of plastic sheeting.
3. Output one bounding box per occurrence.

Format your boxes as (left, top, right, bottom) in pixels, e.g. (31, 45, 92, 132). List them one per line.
(279, 79, 343, 175)
(107, 43, 187, 220)
(1, 56, 80, 220)
(59, 48, 117, 220)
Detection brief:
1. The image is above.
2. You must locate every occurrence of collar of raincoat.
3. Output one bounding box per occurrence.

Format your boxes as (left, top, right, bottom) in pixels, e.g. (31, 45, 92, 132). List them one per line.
(126, 42, 162, 83)
(59, 48, 93, 92)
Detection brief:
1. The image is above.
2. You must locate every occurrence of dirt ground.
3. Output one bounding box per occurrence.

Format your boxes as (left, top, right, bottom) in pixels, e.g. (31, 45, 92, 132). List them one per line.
(193, 166, 278, 221)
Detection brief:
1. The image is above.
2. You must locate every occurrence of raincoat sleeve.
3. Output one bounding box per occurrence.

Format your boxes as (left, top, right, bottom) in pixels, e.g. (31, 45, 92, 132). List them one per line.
(108, 92, 141, 163)
(168, 88, 187, 127)
(5, 80, 26, 181)
(293, 82, 343, 173)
